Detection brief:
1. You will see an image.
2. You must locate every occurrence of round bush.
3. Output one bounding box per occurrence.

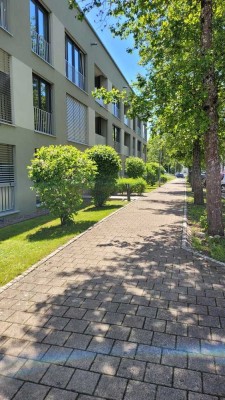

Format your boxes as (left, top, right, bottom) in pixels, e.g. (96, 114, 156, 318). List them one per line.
(125, 157, 146, 178)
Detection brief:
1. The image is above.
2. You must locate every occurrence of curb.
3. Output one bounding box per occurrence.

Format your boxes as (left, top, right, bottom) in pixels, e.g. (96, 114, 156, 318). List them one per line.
(0, 199, 135, 294)
(181, 183, 225, 267)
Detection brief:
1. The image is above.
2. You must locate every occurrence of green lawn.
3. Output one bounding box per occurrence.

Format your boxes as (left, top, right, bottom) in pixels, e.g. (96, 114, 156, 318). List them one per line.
(187, 188, 225, 262)
(0, 200, 126, 286)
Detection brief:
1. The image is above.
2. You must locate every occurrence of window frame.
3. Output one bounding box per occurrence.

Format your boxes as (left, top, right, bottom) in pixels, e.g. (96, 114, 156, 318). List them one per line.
(65, 34, 85, 88)
(32, 74, 51, 113)
(30, 0, 49, 42)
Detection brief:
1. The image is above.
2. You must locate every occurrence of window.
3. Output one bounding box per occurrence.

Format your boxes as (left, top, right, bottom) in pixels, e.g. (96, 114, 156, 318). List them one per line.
(0, 0, 8, 30)
(113, 125, 121, 153)
(33, 74, 52, 134)
(0, 144, 15, 213)
(0, 49, 12, 124)
(65, 35, 85, 90)
(66, 94, 87, 144)
(30, 0, 50, 63)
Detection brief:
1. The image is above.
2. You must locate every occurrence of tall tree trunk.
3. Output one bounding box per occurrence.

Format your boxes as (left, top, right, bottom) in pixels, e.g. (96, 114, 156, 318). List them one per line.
(201, 0, 224, 236)
(192, 139, 204, 205)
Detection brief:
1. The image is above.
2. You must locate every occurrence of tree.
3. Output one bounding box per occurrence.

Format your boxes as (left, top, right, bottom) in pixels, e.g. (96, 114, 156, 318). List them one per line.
(28, 145, 96, 225)
(69, 0, 224, 235)
(125, 157, 145, 178)
(86, 145, 121, 206)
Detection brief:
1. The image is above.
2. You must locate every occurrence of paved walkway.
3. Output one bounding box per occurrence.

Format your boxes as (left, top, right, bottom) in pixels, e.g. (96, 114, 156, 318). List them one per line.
(0, 180, 225, 400)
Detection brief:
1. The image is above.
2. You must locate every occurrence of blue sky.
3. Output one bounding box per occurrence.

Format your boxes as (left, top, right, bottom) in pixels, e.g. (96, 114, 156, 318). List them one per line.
(86, 12, 145, 84)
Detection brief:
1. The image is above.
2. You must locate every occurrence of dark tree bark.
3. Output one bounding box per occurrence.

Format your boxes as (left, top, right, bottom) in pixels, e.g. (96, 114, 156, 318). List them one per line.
(192, 139, 204, 205)
(201, 0, 224, 235)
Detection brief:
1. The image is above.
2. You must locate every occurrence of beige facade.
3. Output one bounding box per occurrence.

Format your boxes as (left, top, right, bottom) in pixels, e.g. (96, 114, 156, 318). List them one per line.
(0, 0, 147, 217)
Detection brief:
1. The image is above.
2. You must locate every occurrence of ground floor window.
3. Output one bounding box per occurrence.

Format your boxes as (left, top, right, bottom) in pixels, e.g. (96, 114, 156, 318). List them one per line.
(0, 144, 15, 213)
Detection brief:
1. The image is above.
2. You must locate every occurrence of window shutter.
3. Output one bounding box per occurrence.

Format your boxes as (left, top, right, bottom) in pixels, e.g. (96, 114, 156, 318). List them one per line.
(0, 144, 14, 184)
(66, 94, 87, 144)
(0, 48, 12, 124)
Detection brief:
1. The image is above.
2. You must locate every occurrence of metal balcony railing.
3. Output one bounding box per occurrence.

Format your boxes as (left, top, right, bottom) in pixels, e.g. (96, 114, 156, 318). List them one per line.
(0, 0, 7, 30)
(34, 107, 53, 135)
(31, 30, 50, 63)
(66, 60, 85, 91)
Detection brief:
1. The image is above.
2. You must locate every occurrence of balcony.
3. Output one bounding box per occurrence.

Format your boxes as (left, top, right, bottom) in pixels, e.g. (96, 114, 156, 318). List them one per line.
(66, 60, 85, 91)
(0, 1, 7, 30)
(95, 133, 106, 145)
(113, 104, 120, 119)
(31, 30, 50, 63)
(114, 141, 121, 153)
(34, 107, 53, 135)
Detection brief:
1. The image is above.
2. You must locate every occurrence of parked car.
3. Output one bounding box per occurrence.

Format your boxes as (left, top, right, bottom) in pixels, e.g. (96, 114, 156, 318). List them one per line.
(221, 172, 225, 189)
(175, 172, 184, 178)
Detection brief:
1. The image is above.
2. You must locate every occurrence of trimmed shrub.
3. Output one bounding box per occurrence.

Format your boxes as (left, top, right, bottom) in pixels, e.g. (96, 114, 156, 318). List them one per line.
(28, 145, 97, 225)
(116, 177, 147, 195)
(145, 162, 165, 185)
(160, 174, 168, 184)
(125, 157, 146, 178)
(86, 145, 121, 206)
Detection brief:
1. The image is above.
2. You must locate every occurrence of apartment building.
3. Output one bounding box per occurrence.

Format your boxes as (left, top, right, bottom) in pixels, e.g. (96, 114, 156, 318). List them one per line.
(0, 0, 147, 218)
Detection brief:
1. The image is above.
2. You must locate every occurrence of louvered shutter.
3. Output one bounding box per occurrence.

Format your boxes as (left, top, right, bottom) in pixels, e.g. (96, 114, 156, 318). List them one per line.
(66, 95, 87, 144)
(0, 48, 12, 124)
(0, 144, 15, 212)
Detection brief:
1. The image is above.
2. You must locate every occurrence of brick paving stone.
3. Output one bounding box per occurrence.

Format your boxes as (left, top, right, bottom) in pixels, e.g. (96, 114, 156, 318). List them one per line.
(95, 375, 127, 400)
(67, 369, 100, 394)
(197, 297, 216, 306)
(211, 328, 225, 343)
(102, 312, 124, 325)
(19, 342, 50, 360)
(162, 349, 188, 368)
(188, 325, 211, 340)
(45, 316, 70, 330)
(166, 322, 188, 336)
(131, 295, 149, 306)
(66, 349, 96, 370)
(87, 336, 114, 354)
(188, 394, 219, 400)
(78, 396, 103, 400)
(85, 322, 109, 336)
(174, 368, 202, 392)
(117, 358, 145, 380)
(188, 354, 216, 373)
(156, 386, 187, 400)
(64, 308, 87, 319)
(123, 315, 144, 329)
(199, 315, 220, 328)
(3, 322, 29, 339)
(203, 372, 225, 396)
(42, 345, 72, 365)
(43, 330, 71, 346)
(64, 332, 92, 349)
(107, 325, 131, 340)
(117, 304, 138, 315)
(41, 364, 74, 388)
(0, 338, 28, 356)
(135, 344, 161, 363)
(129, 328, 153, 345)
(13, 382, 50, 400)
(81, 300, 101, 309)
(0, 376, 23, 399)
(63, 297, 83, 307)
(111, 340, 137, 358)
(64, 319, 89, 333)
(44, 388, 78, 400)
(145, 362, 173, 386)
(137, 305, 157, 318)
(91, 354, 120, 375)
(124, 380, 156, 400)
(176, 336, 200, 354)
(0, 355, 25, 377)
(98, 302, 119, 312)
(15, 359, 50, 382)
(144, 318, 166, 332)
(152, 332, 176, 349)
(214, 357, 225, 375)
